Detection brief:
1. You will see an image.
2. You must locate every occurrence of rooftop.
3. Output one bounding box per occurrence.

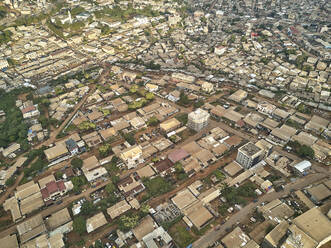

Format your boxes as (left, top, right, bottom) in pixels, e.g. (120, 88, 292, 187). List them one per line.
(293, 207, 331, 243)
(221, 227, 250, 248)
(239, 142, 262, 157)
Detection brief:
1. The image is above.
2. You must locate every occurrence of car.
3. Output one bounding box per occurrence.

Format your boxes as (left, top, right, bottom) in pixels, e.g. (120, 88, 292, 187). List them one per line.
(56, 200, 63, 205)
(253, 199, 258, 203)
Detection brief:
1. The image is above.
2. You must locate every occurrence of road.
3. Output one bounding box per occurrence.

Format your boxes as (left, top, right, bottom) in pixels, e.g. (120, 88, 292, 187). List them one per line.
(36, 84, 96, 148)
(192, 172, 328, 248)
(0, 180, 109, 239)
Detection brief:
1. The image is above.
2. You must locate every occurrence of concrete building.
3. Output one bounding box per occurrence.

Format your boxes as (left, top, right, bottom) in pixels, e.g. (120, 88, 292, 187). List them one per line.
(187, 108, 210, 132)
(236, 142, 264, 169)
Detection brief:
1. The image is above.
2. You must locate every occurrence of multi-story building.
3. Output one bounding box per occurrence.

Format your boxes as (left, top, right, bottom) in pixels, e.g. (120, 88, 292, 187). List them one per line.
(236, 142, 264, 169)
(187, 108, 210, 132)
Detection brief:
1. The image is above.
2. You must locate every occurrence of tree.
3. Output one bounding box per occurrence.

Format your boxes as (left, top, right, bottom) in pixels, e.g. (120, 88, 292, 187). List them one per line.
(81, 201, 96, 216)
(105, 182, 116, 195)
(78, 121, 96, 131)
(118, 215, 139, 231)
(145, 92, 155, 100)
(147, 116, 159, 126)
(71, 176, 87, 192)
(73, 216, 86, 235)
(298, 145, 314, 159)
(71, 157, 83, 169)
(99, 144, 111, 158)
(5, 176, 15, 187)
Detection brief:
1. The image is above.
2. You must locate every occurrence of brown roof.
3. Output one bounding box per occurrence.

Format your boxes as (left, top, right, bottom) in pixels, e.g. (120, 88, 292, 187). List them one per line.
(224, 161, 243, 176)
(82, 156, 100, 172)
(132, 215, 155, 241)
(182, 141, 202, 155)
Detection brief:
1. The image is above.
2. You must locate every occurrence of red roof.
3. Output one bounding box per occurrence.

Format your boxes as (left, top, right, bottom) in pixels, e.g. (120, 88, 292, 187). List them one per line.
(41, 180, 66, 200)
(168, 149, 189, 164)
(57, 181, 66, 191)
(46, 181, 59, 195)
(41, 187, 50, 199)
(21, 105, 36, 114)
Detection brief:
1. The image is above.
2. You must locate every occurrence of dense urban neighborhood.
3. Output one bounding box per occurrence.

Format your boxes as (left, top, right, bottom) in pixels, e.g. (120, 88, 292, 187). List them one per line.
(0, 0, 330, 248)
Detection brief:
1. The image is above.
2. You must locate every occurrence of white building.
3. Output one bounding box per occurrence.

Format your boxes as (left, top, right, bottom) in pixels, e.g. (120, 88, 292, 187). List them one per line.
(187, 108, 210, 132)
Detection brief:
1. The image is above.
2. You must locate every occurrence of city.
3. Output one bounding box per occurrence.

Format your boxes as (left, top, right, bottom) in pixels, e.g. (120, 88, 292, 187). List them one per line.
(0, 0, 330, 248)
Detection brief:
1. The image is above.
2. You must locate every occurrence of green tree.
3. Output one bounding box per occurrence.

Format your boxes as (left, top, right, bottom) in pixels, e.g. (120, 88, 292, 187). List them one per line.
(5, 176, 15, 187)
(298, 145, 314, 159)
(118, 215, 139, 231)
(71, 157, 83, 169)
(73, 216, 86, 235)
(145, 92, 155, 100)
(105, 182, 116, 195)
(99, 144, 111, 158)
(147, 116, 159, 126)
(81, 201, 96, 216)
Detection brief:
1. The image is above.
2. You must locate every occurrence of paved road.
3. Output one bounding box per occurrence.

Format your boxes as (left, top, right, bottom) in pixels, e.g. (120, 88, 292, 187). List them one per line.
(0, 180, 109, 239)
(192, 172, 328, 248)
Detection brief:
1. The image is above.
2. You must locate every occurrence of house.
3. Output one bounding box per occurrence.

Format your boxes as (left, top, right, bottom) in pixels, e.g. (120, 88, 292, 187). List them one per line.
(82, 156, 108, 182)
(257, 102, 276, 115)
(99, 127, 117, 141)
(133, 215, 156, 241)
(145, 83, 158, 92)
(2, 143, 21, 158)
(82, 131, 102, 147)
(0, 234, 19, 248)
(292, 207, 331, 247)
(306, 183, 331, 204)
(182, 202, 213, 230)
(142, 226, 173, 248)
(168, 149, 190, 164)
(87, 109, 104, 123)
(16, 214, 47, 244)
(107, 200, 131, 219)
(268, 124, 297, 145)
(45, 208, 72, 232)
(86, 212, 108, 233)
(221, 227, 250, 248)
(228, 89, 248, 103)
(262, 221, 289, 248)
(117, 174, 145, 197)
(44, 144, 69, 162)
(40, 180, 67, 202)
(160, 118, 181, 133)
(65, 139, 79, 155)
(305, 115, 329, 133)
(167, 90, 180, 102)
(120, 145, 143, 169)
(130, 116, 146, 129)
(201, 81, 214, 93)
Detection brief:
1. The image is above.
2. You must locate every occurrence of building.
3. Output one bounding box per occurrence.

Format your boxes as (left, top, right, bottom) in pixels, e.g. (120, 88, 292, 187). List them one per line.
(120, 145, 143, 169)
(16, 214, 47, 244)
(82, 156, 108, 182)
(187, 108, 210, 132)
(221, 227, 250, 248)
(86, 212, 107, 233)
(293, 160, 311, 175)
(160, 118, 181, 133)
(0, 234, 19, 248)
(262, 221, 289, 248)
(44, 144, 69, 162)
(65, 139, 79, 155)
(107, 200, 131, 219)
(236, 142, 264, 169)
(292, 207, 331, 247)
(40, 180, 67, 202)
